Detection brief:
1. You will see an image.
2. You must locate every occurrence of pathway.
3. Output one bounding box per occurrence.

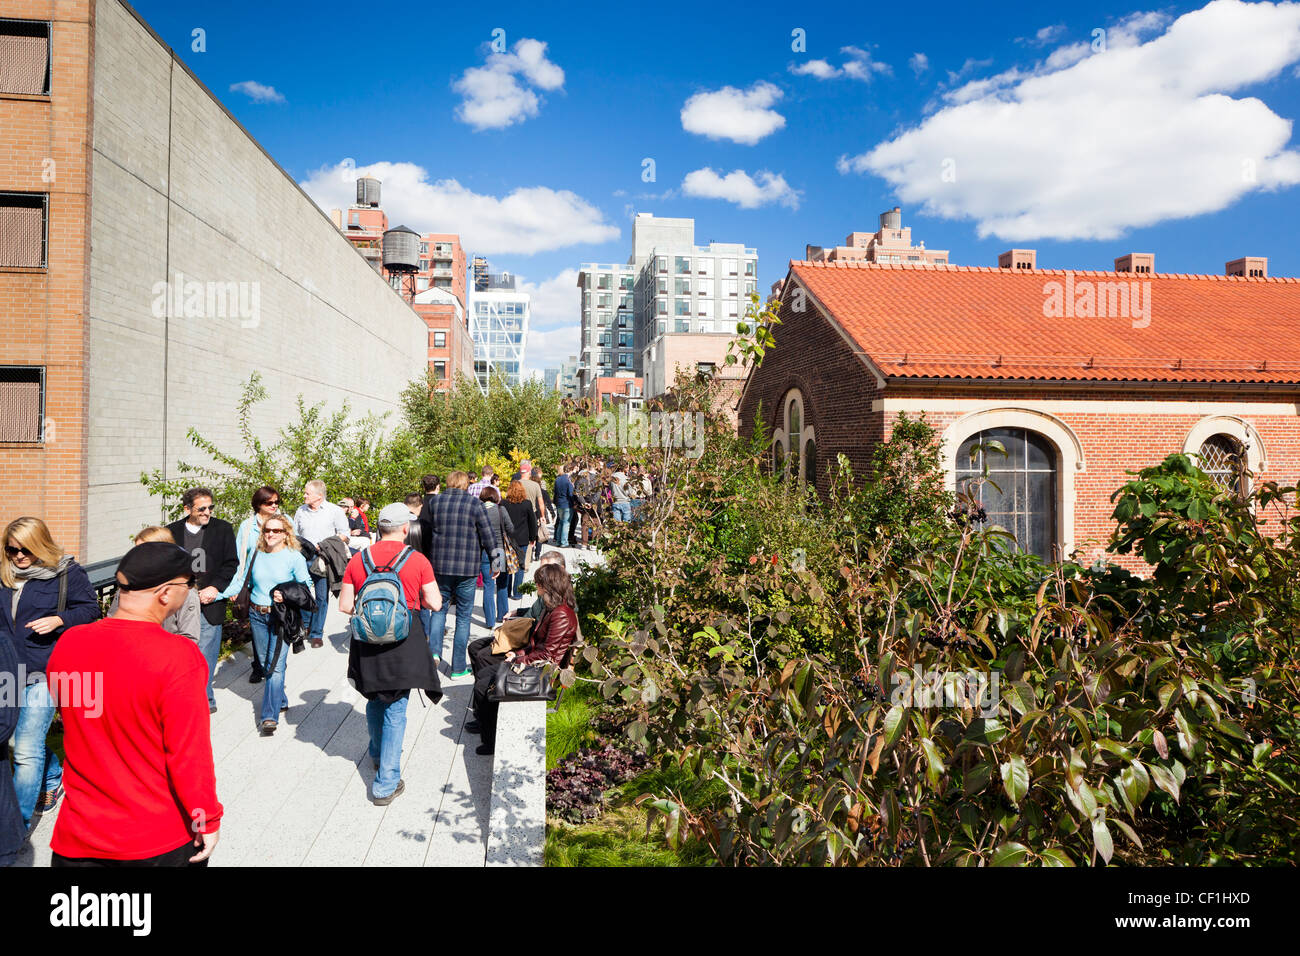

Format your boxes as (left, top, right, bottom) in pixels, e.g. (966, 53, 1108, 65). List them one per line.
(16, 544, 601, 867)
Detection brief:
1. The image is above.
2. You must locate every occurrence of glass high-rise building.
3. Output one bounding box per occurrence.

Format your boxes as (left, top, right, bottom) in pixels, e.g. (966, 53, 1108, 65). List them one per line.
(469, 269, 529, 389)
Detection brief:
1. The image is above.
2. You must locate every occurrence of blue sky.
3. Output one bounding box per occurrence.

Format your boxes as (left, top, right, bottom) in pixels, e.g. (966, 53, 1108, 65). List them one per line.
(132, 0, 1300, 373)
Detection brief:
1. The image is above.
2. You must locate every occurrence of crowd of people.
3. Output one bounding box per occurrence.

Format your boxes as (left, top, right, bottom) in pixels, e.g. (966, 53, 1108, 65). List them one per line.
(0, 458, 638, 867)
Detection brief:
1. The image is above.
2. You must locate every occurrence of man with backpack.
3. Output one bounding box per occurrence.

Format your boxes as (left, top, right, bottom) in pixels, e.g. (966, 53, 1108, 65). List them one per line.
(338, 504, 443, 806)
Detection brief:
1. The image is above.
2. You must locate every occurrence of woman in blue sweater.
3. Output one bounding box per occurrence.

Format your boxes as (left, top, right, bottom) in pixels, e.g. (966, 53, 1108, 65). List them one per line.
(221, 513, 311, 735)
(0, 517, 100, 828)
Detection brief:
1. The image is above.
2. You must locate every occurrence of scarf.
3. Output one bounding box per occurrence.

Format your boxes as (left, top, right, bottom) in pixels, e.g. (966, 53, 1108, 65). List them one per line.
(11, 554, 72, 582)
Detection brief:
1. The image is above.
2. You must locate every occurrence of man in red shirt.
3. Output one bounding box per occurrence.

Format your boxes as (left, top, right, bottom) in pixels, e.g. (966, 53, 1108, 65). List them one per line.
(339, 503, 442, 805)
(47, 542, 223, 866)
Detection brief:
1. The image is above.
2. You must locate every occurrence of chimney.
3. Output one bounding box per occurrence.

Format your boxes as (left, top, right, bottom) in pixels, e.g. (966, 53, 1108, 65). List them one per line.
(1115, 253, 1154, 274)
(1225, 256, 1267, 278)
(998, 249, 1037, 269)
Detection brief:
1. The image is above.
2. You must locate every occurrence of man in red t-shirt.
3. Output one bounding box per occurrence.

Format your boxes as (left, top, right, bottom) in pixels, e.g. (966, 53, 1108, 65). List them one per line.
(339, 503, 442, 805)
(47, 542, 223, 866)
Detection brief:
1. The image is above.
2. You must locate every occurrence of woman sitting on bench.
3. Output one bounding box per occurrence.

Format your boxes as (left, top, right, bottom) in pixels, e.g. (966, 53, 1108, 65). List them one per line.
(467, 563, 577, 755)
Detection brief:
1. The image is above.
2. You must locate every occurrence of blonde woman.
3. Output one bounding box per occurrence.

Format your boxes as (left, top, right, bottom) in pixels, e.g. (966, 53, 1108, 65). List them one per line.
(1, 517, 100, 827)
(220, 515, 311, 735)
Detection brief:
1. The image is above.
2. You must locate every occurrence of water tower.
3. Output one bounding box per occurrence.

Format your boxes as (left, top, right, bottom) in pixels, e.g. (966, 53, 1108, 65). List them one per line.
(382, 224, 421, 301)
(357, 176, 381, 208)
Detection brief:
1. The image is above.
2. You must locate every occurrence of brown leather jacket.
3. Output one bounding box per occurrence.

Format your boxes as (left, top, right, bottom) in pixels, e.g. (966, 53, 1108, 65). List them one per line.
(517, 603, 577, 667)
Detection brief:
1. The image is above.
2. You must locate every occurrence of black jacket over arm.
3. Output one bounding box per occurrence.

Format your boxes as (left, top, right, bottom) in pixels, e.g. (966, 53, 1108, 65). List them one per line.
(168, 516, 239, 625)
(0, 630, 25, 866)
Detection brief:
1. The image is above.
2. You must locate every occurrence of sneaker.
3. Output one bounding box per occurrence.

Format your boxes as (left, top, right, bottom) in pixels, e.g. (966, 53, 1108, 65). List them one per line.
(374, 780, 405, 806)
(36, 783, 63, 813)
(259, 720, 277, 736)
(309, 638, 324, 649)
(430, 655, 441, 665)
(209, 705, 218, 715)
(450, 669, 472, 679)
(248, 670, 263, 684)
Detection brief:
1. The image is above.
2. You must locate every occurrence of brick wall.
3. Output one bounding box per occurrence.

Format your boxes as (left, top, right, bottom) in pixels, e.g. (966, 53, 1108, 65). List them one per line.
(738, 274, 1300, 570)
(0, 0, 94, 558)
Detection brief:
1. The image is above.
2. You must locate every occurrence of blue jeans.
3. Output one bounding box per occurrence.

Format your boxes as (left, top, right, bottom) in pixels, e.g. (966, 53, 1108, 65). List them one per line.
(554, 505, 572, 546)
(12, 680, 61, 826)
(420, 609, 435, 657)
(428, 574, 477, 674)
(612, 500, 632, 522)
(480, 552, 497, 631)
(250, 609, 289, 724)
(494, 571, 511, 620)
(198, 617, 223, 709)
(366, 691, 409, 798)
(303, 574, 330, 642)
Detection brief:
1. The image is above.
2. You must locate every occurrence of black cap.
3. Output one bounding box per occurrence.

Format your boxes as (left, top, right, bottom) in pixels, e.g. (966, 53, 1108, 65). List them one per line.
(114, 542, 195, 591)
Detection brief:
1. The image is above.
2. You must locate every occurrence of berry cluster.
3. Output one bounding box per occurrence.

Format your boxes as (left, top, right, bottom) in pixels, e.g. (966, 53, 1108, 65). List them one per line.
(848, 672, 883, 701)
(948, 506, 988, 526)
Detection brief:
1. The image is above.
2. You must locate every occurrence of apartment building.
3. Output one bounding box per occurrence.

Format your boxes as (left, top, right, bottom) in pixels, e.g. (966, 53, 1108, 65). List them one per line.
(575, 262, 636, 392)
(469, 268, 529, 389)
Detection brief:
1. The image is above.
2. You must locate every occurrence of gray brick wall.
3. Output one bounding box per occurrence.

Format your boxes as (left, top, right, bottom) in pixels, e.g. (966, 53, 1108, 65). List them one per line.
(86, 0, 427, 561)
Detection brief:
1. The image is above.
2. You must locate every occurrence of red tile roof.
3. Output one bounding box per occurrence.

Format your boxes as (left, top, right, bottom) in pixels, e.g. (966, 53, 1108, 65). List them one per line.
(788, 261, 1300, 384)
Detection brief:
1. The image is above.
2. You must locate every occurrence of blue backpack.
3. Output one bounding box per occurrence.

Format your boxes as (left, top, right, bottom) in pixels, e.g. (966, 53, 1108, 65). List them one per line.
(350, 547, 414, 645)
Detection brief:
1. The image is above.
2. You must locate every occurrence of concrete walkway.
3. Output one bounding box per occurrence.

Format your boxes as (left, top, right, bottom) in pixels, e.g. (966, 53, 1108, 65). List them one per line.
(17, 544, 601, 867)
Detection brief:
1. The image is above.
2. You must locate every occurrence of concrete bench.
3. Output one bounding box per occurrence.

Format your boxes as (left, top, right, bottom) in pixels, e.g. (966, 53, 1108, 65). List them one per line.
(485, 699, 547, 866)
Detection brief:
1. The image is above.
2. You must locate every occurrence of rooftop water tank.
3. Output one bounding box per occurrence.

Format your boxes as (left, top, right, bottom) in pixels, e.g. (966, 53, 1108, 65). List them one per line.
(357, 177, 381, 207)
(382, 225, 420, 273)
(879, 206, 902, 231)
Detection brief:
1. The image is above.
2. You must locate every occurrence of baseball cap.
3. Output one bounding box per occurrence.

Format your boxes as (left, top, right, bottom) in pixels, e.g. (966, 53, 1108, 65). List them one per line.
(114, 542, 195, 591)
(377, 502, 414, 530)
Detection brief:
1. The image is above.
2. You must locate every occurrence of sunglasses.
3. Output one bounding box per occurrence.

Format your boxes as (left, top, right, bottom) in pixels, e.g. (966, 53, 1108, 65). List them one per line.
(263, 528, 287, 536)
(5, 545, 34, 559)
(192, 505, 214, 513)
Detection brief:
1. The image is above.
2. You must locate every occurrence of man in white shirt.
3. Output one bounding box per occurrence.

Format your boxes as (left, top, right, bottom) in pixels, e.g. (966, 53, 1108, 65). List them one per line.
(293, 479, 349, 648)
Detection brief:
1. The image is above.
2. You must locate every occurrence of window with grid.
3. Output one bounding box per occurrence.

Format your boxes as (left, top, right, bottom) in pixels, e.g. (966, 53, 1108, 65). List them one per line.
(956, 428, 1058, 560)
(0, 366, 43, 442)
(0, 19, 51, 95)
(433, 331, 446, 348)
(0, 193, 47, 268)
(1196, 434, 1245, 494)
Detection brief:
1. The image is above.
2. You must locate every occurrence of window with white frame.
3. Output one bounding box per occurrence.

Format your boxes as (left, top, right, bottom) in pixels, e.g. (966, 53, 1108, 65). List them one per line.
(955, 428, 1058, 561)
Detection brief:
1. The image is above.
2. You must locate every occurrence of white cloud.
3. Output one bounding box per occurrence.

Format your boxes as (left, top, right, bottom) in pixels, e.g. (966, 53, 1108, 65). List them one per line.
(523, 325, 582, 376)
(841, 45, 893, 80)
(909, 52, 929, 77)
(840, 0, 1300, 241)
(453, 38, 564, 131)
(300, 160, 617, 255)
(681, 167, 800, 210)
(230, 80, 285, 104)
(681, 81, 785, 145)
(1020, 23, 1067, 46)
(791, 59, 839, 79)
(516, 269, 581, 330)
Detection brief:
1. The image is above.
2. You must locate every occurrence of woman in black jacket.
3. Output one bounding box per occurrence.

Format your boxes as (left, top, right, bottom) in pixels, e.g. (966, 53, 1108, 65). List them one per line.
(500, 480, 537, 601)
(478, 487, 516, 629)
(1, 517, 100, 828)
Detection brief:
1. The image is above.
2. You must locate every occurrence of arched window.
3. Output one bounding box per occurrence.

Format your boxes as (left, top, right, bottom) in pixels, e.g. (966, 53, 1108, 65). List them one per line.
(1196, 434, 1245, 494)
(773, 439, 786, 478)
(778, 389, 816, 485)
(956, 427, 1059, 560)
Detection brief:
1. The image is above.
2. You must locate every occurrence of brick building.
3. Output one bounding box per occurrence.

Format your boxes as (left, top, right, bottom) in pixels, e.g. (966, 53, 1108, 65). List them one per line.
(737, 256, 1300, 567)
(1, 0, 427, 563)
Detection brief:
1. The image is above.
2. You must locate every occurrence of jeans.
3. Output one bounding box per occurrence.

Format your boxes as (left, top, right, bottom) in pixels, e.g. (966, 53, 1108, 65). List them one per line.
(366, 691, 409, 798)
(420, 609, 435, 658)
(494, 571, 511, 621)
(249, 609, 288, 725)
(428, 574, 477, 674)
(303, 574, 330, 642)
(554, 505, 572, 547)
(12, 680, 61, 826)
(480, 552, 497, 631)
(198, 617, 223, 709)
(612, 500, 632, 523)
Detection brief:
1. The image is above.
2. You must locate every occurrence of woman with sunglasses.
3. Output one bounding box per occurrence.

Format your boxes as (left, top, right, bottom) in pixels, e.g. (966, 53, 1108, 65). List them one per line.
(231, 487, 282, 682)
(220, 515, 311, 736)
(0, 517, 100, 828)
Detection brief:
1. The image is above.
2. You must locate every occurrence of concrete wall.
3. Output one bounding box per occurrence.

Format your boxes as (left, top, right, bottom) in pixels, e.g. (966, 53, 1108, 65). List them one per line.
(85, 0, 427, 560)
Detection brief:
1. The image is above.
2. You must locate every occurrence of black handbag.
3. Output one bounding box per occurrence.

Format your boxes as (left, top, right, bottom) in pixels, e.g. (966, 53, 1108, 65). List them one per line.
(231, 549, 258, 620)
(490, 660, 557, 702)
